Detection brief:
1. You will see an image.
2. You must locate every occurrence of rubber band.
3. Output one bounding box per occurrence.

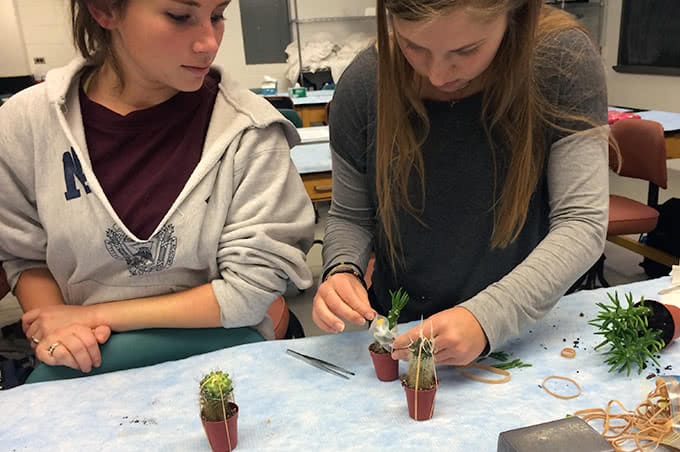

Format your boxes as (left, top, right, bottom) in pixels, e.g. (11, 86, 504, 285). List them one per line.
(542, 375, 582, 400)
(560, 347, 576, 359)
(574, 379, 674, 451)
(457, 363, 511, 384)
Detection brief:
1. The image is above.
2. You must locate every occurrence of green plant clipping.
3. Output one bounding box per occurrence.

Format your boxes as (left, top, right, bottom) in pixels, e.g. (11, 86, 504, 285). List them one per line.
(387, 288, 410, 330)
(589, 291, 665, 376)
(478, 351, 531, 370)
(200, 370, 235, 422)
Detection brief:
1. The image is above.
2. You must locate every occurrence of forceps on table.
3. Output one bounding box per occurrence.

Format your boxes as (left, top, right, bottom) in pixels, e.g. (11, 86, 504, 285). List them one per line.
(286, 349, 355, 379)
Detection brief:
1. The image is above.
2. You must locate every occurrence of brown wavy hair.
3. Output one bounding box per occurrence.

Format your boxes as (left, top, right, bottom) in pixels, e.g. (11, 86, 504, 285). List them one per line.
(376, 0, 600, 269)
(70, 1, 127, 82)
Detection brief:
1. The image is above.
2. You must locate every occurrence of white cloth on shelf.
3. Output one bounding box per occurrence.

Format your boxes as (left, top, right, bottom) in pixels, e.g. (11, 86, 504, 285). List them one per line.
(285, 33, 374, 86)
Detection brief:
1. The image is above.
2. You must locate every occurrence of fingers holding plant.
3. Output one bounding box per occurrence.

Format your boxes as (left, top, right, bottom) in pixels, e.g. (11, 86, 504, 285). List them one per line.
(313, 273, 375, 333)
(391, 306, 487, 366)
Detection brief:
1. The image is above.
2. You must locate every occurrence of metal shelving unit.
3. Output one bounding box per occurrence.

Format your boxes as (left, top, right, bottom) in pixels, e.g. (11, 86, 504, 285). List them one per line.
(290, 0, 375, 85)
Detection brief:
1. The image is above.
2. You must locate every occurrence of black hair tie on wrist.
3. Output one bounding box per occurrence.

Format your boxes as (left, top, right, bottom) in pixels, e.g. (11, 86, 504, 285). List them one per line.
(322, 262, 368, 291)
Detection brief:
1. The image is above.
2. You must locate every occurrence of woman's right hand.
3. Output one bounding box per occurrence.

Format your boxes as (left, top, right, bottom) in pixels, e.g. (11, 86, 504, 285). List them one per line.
(34, 324, 111, 373)
(312, 273, 376, 333)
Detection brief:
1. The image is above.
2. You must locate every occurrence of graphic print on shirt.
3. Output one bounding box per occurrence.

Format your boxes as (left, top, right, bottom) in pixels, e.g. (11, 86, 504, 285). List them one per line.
(105, 224, 177, 276)
(63, 147, 92, 200)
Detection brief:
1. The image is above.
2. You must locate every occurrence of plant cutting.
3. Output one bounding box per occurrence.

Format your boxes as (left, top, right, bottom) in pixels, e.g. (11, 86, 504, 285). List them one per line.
(589, 291, 680, 376)
(368, 288, 410, 381)
(401, 328, 438, 421)
(200, 370, 239, 451)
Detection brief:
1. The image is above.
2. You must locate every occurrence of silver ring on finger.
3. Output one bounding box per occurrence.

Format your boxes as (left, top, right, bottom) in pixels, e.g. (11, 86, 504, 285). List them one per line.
(31, 336, 41, 345)
(47, 342, 62, 356)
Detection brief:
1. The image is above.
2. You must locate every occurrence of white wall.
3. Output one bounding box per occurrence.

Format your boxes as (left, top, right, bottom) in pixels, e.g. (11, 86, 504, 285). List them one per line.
(14, 0, 75, 78)
(602, 0, 680, 111)
(0, 0, 30, 77)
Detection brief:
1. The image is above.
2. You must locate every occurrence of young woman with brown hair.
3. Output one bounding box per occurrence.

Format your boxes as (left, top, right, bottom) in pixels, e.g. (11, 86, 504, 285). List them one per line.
(313, 0, 609, 365)
(0, 0, 314, 381)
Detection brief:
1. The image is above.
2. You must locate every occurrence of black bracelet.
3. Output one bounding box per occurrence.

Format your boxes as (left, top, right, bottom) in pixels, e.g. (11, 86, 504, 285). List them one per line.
(322, 262, 368, 290)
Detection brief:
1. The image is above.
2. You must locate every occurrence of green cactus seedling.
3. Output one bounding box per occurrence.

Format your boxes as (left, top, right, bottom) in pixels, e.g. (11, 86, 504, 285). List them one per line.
(200, 370, 236, 422)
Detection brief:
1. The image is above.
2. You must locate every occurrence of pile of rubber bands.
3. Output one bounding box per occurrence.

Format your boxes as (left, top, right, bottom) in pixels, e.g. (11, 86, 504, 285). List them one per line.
(574, 376, 680, 451)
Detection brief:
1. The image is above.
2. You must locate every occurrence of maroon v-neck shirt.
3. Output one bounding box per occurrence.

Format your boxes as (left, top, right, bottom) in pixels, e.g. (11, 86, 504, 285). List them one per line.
(80, 73, 219, 240)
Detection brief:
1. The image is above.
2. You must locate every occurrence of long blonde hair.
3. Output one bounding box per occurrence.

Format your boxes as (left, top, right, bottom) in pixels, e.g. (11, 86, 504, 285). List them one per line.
(376, 0, 596, 269)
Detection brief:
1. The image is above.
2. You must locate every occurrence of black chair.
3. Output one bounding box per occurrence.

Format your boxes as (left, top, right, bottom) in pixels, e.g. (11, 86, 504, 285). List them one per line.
(264, 96, 294, 110)
(0, 75, 35, 96)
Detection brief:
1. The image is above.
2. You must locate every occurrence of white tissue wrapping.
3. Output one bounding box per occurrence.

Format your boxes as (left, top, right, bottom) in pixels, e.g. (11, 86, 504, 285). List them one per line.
(369, 315, 397, 352)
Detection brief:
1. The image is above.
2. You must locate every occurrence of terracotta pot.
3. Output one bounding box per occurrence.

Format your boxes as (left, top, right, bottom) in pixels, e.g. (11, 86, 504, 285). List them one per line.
(662, 303, 680, 341)
(368, 344, 399, 381)
(402, 382, 437, 421)
(201, 403, 239, 451)
(641, 300, 680, 346)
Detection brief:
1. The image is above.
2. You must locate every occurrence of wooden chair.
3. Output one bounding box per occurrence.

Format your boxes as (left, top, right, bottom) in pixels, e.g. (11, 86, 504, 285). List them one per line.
(575, 118, 672, 290)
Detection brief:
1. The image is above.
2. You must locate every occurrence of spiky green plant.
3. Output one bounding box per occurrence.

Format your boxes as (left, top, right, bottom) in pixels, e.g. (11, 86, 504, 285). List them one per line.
(200, 370, 236, 421)
(589, 292, 665, 376)
(406, 336, 437, 390)
(387, 288, 410, 330)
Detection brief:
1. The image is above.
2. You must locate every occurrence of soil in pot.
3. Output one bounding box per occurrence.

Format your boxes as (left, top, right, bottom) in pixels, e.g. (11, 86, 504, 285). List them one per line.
(640, 300, 680, 346)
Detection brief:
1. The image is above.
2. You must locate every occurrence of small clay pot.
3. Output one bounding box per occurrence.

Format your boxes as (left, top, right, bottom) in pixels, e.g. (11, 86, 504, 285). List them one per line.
(640, 300, 680, 346)
(402, 382, 437, 421)
(201, 403, 239, 451)
(368, 343, 399, 381)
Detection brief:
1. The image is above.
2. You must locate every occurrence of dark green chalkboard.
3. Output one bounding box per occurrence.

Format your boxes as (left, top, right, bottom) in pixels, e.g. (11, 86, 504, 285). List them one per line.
(615, 0, 680, 76)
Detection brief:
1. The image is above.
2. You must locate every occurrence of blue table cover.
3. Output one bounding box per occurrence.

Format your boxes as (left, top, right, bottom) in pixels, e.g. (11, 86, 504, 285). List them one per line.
(2, 277, 677, 451)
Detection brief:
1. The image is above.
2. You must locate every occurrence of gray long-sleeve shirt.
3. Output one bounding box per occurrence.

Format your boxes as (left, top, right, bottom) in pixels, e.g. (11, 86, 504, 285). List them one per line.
(324, 29, 609, 352)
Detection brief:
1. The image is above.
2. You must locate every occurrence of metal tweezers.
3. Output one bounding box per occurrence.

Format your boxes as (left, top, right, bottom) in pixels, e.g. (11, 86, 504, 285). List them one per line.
(286, 348, 355, 379)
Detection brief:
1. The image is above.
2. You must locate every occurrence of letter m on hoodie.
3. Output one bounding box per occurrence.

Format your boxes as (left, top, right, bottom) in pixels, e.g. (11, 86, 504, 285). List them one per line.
(63, 147, 92, 200)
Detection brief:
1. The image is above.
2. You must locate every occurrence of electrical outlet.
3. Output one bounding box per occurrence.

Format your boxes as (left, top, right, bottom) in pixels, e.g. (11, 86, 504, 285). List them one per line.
(33, 57, 46, 64)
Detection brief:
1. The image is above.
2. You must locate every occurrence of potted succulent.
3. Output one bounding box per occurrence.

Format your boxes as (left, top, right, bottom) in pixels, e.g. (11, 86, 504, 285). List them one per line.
(402, 332, 438, 421)
(589, 291, 680, 376)
(368, 288, 410, 381)
(200, 370, 239, 451)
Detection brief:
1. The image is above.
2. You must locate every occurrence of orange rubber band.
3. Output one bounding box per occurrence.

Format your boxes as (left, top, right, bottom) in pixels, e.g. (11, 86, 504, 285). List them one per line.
(560, 347, 576, 359)
(457, 363, 511, 384)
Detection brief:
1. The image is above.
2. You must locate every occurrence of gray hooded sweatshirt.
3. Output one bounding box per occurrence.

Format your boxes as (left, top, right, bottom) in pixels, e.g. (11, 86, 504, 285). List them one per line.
(0, 58, 314, 339)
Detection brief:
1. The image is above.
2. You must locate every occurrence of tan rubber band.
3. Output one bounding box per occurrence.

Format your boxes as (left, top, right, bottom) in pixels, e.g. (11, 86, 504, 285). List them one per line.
(542, 375, 582, 399)
(560, 347, 576, 359)
(457, 363, 511, 384)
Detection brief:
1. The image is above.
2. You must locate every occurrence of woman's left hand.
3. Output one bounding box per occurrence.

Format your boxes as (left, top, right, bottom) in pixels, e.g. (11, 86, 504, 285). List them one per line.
(23, 304, 99, 346)
(391, 306, 487, 366)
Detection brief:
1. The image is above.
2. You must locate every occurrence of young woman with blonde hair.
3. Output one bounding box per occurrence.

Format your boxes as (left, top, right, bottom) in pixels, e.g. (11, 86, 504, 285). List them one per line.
(0, 0, 314, 381)
(314, 0, 609, 364)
